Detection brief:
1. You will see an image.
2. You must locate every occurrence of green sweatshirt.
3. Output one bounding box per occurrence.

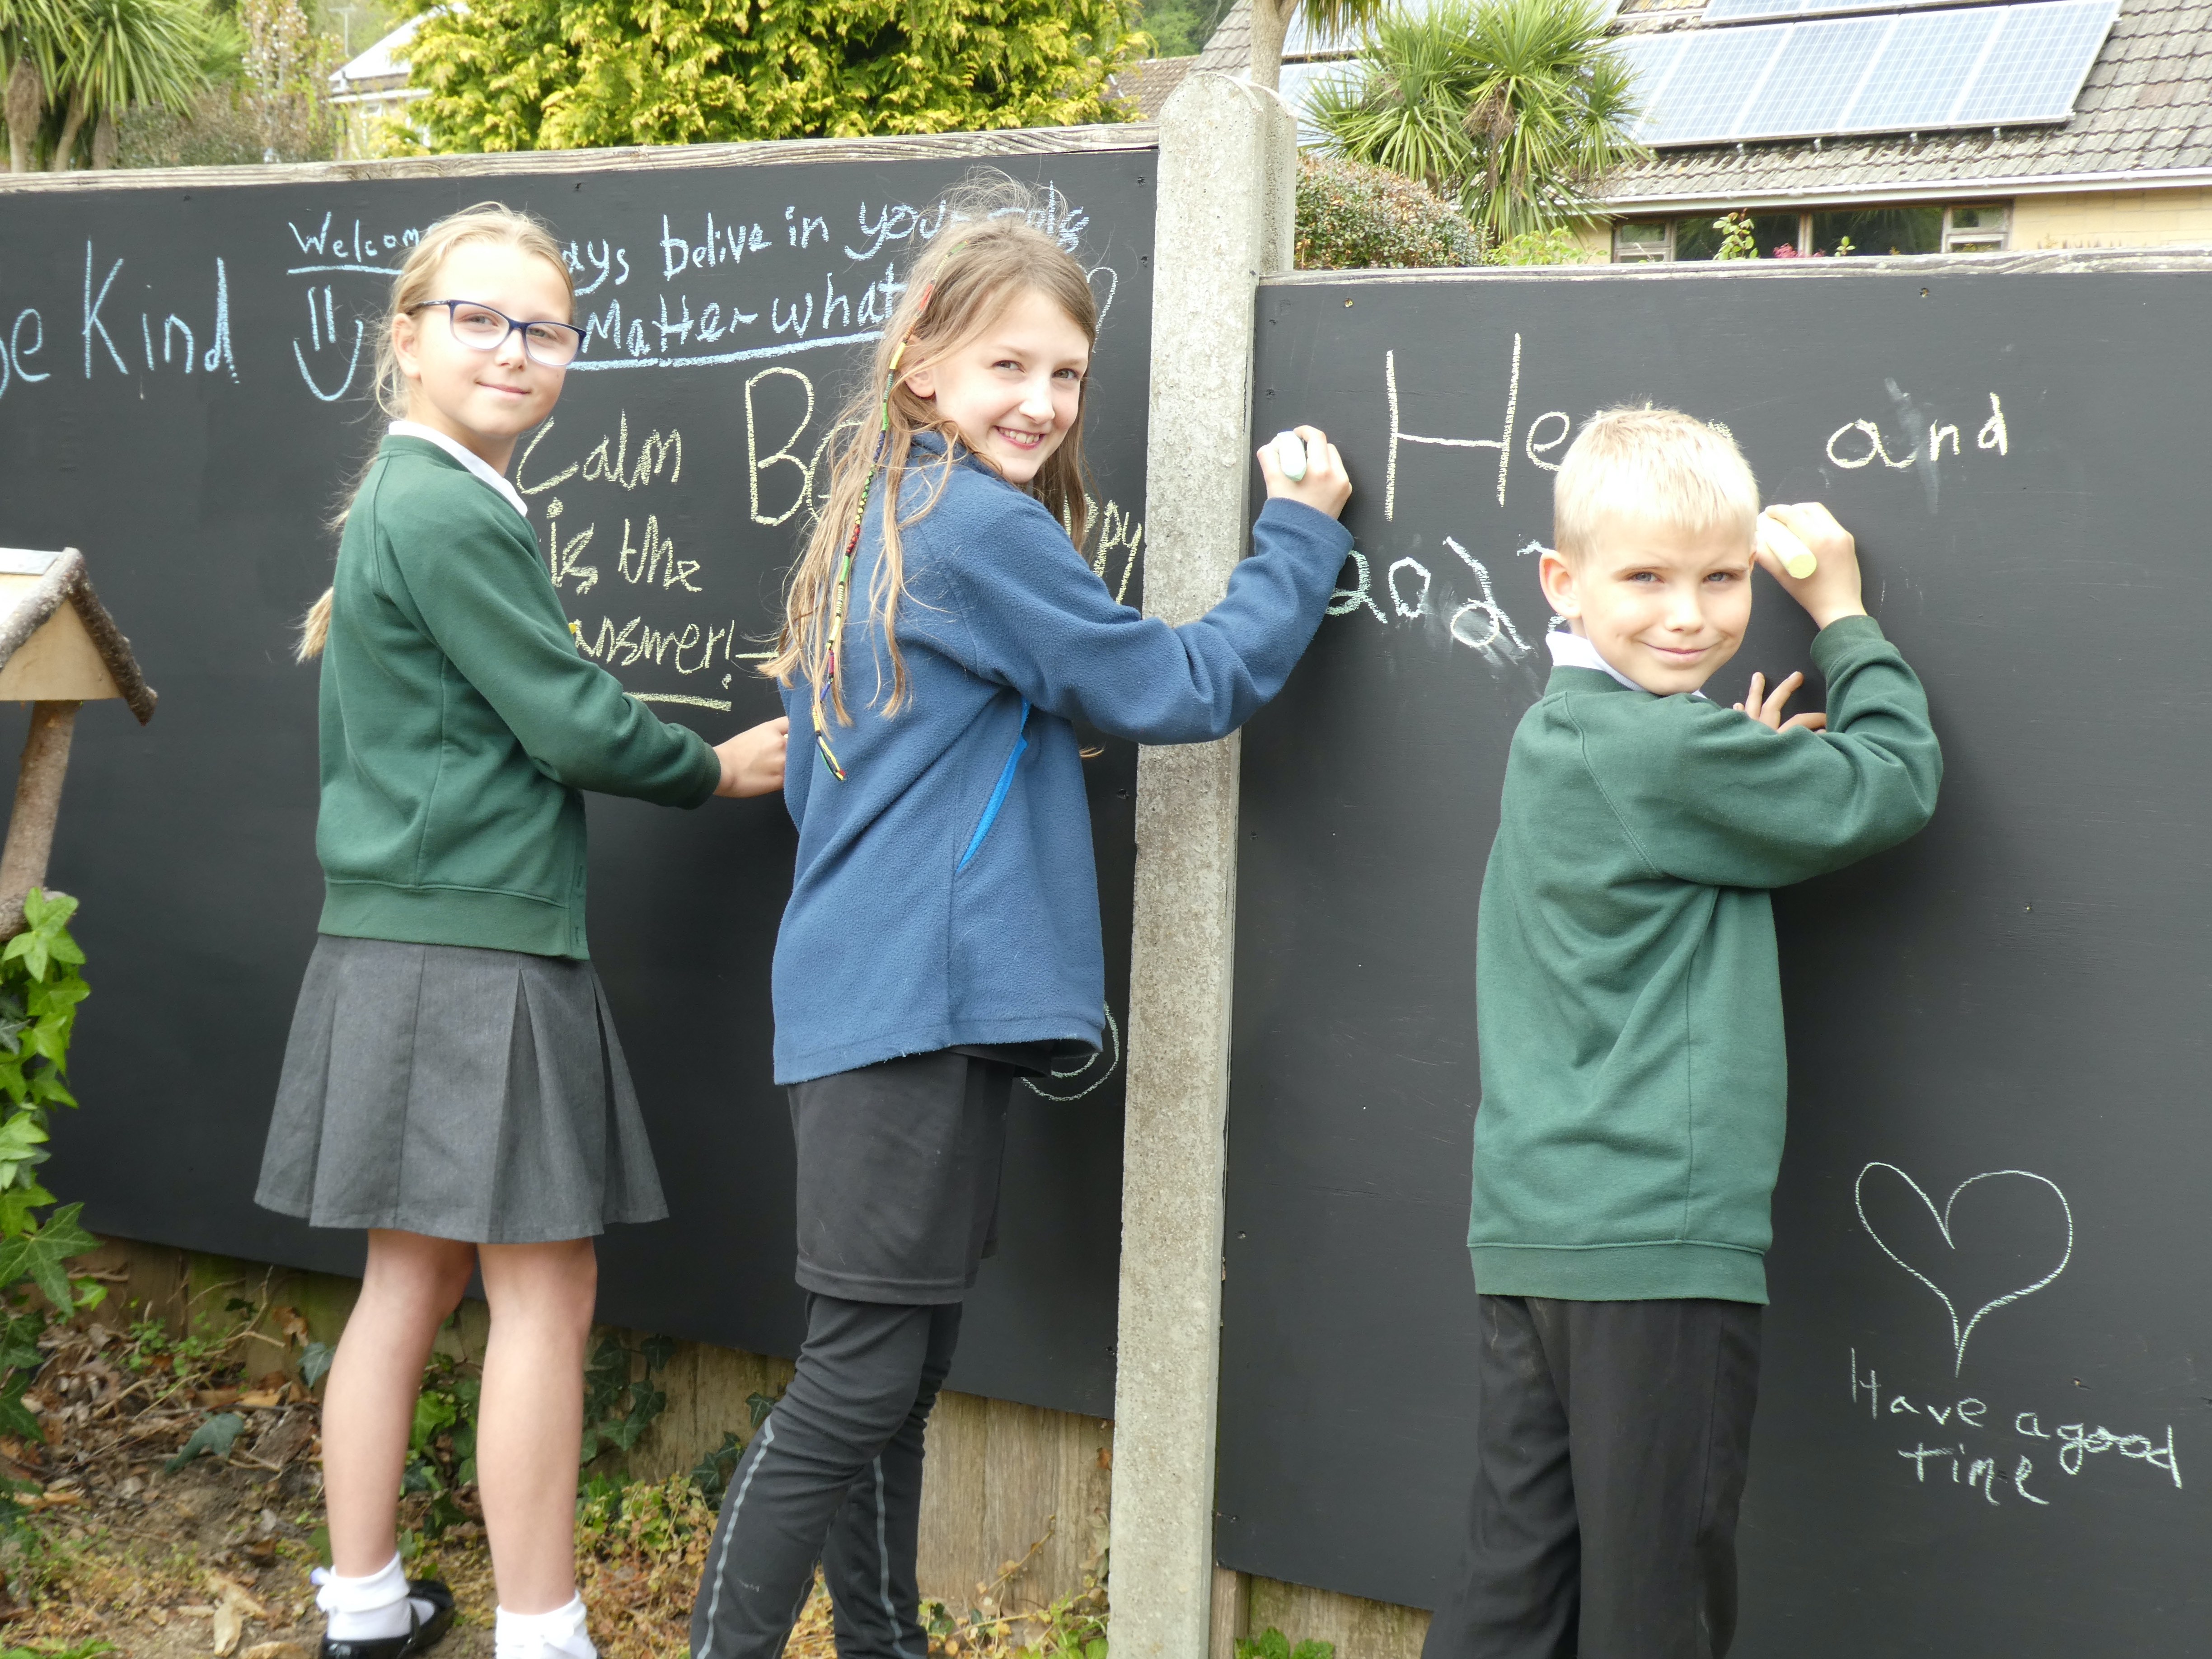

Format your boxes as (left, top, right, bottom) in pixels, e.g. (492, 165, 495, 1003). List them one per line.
(1469, 616, 1942, 1303)
(315, 436, 721, 960)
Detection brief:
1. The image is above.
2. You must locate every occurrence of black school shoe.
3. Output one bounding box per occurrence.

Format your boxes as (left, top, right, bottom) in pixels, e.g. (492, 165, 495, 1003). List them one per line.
(320, 1578, 457, 1659)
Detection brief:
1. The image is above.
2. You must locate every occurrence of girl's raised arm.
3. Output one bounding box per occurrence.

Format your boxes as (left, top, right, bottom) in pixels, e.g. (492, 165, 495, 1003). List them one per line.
(924, 473, 1353, 747)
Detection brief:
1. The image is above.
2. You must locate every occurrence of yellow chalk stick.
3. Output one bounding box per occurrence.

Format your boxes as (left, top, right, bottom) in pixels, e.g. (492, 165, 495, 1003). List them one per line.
(1758, 513, 1818, 581)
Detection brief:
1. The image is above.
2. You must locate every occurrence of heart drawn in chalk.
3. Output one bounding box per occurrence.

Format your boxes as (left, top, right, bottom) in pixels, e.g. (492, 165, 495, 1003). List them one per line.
(1854, 1163, 2074, 1375)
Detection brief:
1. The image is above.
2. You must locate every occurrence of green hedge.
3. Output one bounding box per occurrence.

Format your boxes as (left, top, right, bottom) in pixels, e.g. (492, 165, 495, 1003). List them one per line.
(1295, 153, 1485, 271)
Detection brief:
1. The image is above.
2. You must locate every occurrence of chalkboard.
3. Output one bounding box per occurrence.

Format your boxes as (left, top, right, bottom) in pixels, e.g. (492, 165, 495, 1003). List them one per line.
(0, 130, 1155, 1418)
(1219, 252, 2212, 1652)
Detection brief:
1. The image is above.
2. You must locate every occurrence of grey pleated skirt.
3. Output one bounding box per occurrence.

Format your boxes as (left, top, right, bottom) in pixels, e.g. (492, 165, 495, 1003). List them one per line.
(255, 934, 668, 1243)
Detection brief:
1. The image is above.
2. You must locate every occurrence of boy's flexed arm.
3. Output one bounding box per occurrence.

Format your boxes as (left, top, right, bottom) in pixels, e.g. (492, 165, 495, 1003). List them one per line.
(1590, 504, 1943, 889)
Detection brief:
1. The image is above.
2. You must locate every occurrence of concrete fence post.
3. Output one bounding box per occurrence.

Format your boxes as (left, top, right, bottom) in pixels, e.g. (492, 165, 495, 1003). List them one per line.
(1109, 71, 1299, 1659)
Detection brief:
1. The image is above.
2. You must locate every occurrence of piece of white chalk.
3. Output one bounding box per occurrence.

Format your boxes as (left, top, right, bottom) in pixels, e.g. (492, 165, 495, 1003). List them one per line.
(1758, 512, 1818, 580)
(1272, 431, 1308, 482)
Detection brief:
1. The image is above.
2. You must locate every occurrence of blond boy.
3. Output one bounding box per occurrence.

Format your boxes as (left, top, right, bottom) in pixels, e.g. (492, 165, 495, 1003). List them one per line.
(1422, 409, 1942, 1659)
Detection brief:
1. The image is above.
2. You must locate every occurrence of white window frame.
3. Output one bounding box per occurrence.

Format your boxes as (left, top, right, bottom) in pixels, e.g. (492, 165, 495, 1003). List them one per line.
(1943, 202, 2012, 253)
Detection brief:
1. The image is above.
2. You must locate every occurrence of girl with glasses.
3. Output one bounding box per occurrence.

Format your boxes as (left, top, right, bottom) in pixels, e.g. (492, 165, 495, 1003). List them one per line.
(259, 203, 788, 1659)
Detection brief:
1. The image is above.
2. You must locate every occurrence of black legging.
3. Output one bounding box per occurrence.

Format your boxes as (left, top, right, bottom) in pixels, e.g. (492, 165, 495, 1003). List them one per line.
(690, 1294, 962, 1659)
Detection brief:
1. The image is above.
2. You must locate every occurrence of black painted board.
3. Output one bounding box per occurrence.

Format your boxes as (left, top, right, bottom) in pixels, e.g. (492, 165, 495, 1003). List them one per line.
(1220, 259, 2212, 1651)
(1, 145, 1153, 1418)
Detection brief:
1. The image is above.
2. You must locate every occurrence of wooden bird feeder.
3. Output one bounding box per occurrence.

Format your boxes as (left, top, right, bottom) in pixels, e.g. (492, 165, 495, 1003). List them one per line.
(0, 549, 157, 938)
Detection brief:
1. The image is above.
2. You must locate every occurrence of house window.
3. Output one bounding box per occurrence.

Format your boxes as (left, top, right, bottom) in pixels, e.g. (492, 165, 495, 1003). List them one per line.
(1673, 212, 1801, 261)
(1610, 202, 2014, 262)
(1810, 206, 1943, 257)
(1944, 203, 2010, 252)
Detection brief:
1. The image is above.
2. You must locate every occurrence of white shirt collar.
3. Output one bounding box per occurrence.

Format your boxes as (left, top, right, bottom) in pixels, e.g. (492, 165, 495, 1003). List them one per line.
(1547, 628, 1649, 694)
(388, 421, 530, 522)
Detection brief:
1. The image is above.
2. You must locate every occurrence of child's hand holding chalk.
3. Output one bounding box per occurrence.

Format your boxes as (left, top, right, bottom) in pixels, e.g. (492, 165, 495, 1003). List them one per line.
(1257, 424, 1353, 520)
(1757, 510, 1819, 580)
(1753, 501, 1869, 631)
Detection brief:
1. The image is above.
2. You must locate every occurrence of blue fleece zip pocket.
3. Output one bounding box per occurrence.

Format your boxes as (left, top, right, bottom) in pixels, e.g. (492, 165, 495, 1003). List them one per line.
(958, 700, 1031, 872)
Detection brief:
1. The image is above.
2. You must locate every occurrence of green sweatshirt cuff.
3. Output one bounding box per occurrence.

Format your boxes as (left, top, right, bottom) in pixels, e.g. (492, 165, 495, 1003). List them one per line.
(1809, 612, 1888, 672)
(680, 732, 722, 807)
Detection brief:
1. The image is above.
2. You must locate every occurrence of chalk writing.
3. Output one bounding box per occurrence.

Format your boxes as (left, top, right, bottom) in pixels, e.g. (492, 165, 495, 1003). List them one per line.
(1385, 336, 1521, 519)
(1855, 1162, 2073, 1375)
(1442, 537, 1530, 666)
(1851, 1349, 2182, 1511)
(745, 366, 818, 526)
(0, 170, 1141, 745)
(286, 210, 421, 275)
(0, 179, 1113, 407)
(1022, 1003, 1122, 1101)
(292, 284, 366, 402)
(80, 244, 235, 384)
(1827, 393, 2008, 472)
(1085, 495, 1143, 605)
(1328, 551, 1387, 624)
(0, 307, 49, 400)
(1327, 537, 1535, 676)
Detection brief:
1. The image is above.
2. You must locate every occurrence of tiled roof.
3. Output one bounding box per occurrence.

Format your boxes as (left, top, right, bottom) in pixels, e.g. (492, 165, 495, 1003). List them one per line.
(1110, 56, 1198, 118)
(1196, 0, 1256, 73)
(1602, 0, 2212, 206)
(329, 14, 422, 94)
(1189, 0, 1369, 70)
(1200, 0, 2212, 206)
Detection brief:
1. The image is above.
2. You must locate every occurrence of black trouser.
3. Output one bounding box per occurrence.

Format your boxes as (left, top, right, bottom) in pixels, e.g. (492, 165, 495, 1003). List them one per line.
(690, 1293, 961, 1659)
(691, 1052, 1016, 1659)
(1422, 1295, 1762, 1659)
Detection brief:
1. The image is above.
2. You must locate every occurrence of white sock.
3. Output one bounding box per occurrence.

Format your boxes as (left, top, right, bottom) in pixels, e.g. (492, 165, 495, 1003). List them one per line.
(494, 1594, 595, 1659)
(312, 1554, 433, 1643)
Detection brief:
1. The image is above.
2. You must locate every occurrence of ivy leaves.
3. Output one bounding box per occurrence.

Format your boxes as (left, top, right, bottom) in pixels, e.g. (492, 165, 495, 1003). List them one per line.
(5, 888, 86, 989)
(0, 1200, 96, 1312)
(0, 890, 101, 1486)
(164, 1409, 248, 1473)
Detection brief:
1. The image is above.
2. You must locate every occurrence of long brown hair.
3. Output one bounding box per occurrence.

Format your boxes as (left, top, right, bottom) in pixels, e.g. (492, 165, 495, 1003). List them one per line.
(295, 203, 576, 661)
(766, 179, 1101, 721)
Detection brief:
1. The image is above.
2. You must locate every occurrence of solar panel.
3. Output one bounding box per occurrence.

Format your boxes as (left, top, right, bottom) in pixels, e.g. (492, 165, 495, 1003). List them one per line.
(1733, 14, 1892, 136)
(1706, 0, 1978, 21)
(1841, 7, 1995, 129)
(1951, 0, 2117, 120)
(1636, 25, 1786, 143)
(1704, 0, 1806, 16)
(1624, 0, 2116, 145)
(1613, 30, 1689, 106)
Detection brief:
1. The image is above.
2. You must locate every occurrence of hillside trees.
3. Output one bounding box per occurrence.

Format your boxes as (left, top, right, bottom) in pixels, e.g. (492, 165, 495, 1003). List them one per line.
(398, 0, 1151, 153)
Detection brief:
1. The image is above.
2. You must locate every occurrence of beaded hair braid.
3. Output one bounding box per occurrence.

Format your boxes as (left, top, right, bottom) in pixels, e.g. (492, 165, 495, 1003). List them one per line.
(808, 270, 951, 782)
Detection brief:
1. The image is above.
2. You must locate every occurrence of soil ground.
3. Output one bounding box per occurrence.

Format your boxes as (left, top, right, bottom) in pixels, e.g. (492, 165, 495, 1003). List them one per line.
(0, 1311, 874, 1659)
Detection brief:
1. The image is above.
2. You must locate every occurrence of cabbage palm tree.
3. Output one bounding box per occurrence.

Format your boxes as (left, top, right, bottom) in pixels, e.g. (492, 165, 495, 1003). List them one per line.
(1249, 0, 1391, 92)
(46, 0, 223, 168)
(2, 0, 70, 170)
(1311, 0, 1644, 245)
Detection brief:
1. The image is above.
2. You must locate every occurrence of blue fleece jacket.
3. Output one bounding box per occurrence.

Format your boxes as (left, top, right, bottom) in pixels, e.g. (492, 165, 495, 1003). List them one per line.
(772, 436, 1353, 1084)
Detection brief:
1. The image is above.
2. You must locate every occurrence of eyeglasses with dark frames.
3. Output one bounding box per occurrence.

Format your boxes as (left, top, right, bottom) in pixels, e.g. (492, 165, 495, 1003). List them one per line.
(409, 299, 585, 368)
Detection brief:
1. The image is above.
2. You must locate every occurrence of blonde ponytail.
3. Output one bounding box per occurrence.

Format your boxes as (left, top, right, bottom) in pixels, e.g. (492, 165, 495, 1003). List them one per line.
(296, 588, 334, 661)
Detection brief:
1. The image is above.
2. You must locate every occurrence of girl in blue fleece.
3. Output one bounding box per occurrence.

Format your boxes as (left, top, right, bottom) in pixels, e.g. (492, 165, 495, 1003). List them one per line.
(688, 189, 1353, 1659)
